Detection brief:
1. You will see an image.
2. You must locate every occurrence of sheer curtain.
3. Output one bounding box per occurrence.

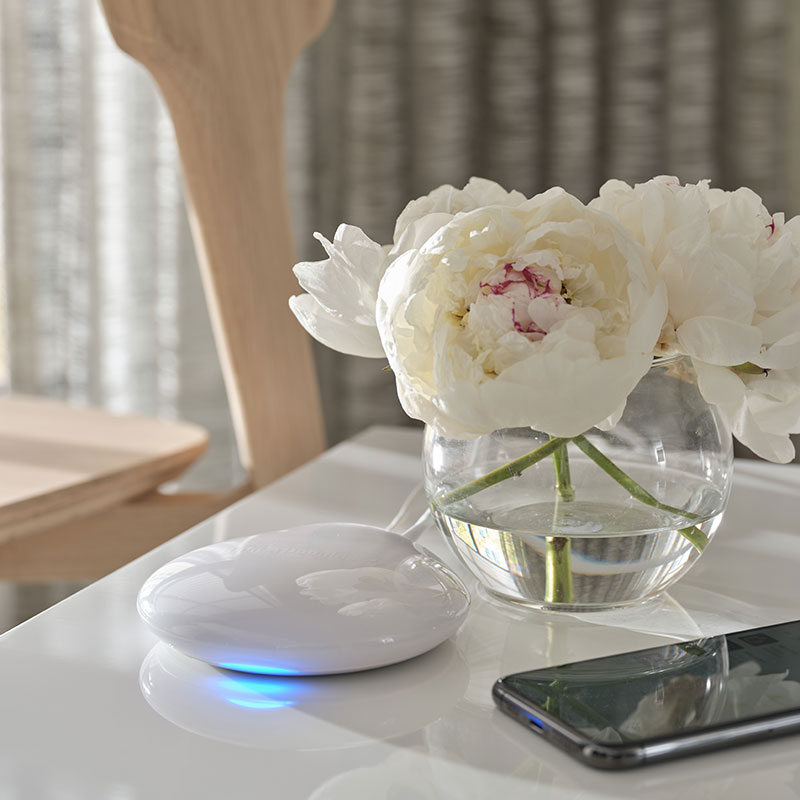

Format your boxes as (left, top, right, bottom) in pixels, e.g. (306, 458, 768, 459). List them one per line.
(0, 0, 795, 627)
(0, 0, 241, 490)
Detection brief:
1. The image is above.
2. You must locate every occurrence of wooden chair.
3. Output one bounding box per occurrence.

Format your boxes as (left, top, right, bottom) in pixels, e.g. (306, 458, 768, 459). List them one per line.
(0, 0, 331, 582)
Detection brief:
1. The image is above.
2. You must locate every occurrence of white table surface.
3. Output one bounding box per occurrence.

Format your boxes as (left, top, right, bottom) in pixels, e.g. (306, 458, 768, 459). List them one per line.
(1, 425, 799, 800)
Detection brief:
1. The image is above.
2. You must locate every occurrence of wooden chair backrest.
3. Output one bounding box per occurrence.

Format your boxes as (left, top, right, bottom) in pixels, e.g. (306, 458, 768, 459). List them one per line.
(99, 0, 332, 488)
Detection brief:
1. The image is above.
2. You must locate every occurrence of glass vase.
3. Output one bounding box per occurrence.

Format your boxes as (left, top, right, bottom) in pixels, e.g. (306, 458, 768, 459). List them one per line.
(423, 356, 734, 611)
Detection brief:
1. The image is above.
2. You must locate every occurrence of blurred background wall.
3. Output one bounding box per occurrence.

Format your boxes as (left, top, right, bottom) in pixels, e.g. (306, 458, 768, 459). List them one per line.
(0, 0, 797, 621)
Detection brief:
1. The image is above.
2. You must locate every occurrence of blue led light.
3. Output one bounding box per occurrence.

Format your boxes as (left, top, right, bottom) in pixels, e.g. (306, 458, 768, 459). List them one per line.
(214, 673, 301, 710)
(226, 697, 294, 710)
(217, 662, 300, 676)
(217, 677, 297, 695)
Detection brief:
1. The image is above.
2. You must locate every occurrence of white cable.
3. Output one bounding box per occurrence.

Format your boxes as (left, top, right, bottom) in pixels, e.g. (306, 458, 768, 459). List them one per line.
(385, 483, 433, 542)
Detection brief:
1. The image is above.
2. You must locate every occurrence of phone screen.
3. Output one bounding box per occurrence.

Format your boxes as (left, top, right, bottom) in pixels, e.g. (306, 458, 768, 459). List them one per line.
(498, 620, 800, 749)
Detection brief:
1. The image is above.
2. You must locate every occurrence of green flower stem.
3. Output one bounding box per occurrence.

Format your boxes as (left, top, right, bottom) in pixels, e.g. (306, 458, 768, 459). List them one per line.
(732, 362, 766, 375)
(552, 441, 576, 502)
(572, 435, 709, 553)
(546, 439, 575, 604)
(571, 436, 701, 520)
(438, 436, 573, 506)
(677, 525, 710, 553)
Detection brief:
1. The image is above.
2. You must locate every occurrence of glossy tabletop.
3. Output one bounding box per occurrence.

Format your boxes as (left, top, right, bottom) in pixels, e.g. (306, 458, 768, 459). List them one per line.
(1, 426, 799, 799)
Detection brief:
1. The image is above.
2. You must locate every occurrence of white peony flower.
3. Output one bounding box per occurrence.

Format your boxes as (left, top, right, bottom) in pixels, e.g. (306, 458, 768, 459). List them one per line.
(289, 178, 527, 360)
(376, 188, 667, 438)
(591, 176, 800, 462)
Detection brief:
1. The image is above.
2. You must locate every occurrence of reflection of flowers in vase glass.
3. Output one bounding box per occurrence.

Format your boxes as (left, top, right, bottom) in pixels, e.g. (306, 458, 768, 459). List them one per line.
(289, 176, 800, 608)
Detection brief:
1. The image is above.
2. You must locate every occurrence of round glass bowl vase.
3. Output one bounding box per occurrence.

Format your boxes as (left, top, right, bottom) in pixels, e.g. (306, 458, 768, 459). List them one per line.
(423, 356, 734, 611)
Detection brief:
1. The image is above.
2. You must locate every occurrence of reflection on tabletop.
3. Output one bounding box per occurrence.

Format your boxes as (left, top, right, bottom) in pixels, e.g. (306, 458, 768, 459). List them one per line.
(139, 640, 468, 750)
(134, 450, 800, 798)
(139, 582, 800, 800)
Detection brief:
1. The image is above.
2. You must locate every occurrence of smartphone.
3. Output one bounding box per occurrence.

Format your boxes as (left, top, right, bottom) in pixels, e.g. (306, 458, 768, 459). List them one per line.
(493, 619, 800, 770)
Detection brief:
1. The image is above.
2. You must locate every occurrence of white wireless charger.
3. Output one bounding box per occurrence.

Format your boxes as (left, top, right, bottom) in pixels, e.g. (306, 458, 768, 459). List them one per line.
(137, 491, 470, 676)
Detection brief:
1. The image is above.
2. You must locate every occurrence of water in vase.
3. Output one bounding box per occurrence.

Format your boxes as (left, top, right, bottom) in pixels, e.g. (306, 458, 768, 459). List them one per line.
(433, 476, 725, 610)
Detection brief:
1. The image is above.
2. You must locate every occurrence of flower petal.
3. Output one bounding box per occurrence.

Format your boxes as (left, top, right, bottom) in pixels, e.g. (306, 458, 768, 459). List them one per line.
(393, 177, 526, 246)
(693, 360, 745, 406)
(676, 316, 763, 366)
(293, 224, 386, 325)
(758, 304, 800, 343)
(390, 212, 453, 258)
(289, 294, 385, 358)
(747, 376, 800, 434)
(758, 332, 800, 370)
(726, 402, 796, 463)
